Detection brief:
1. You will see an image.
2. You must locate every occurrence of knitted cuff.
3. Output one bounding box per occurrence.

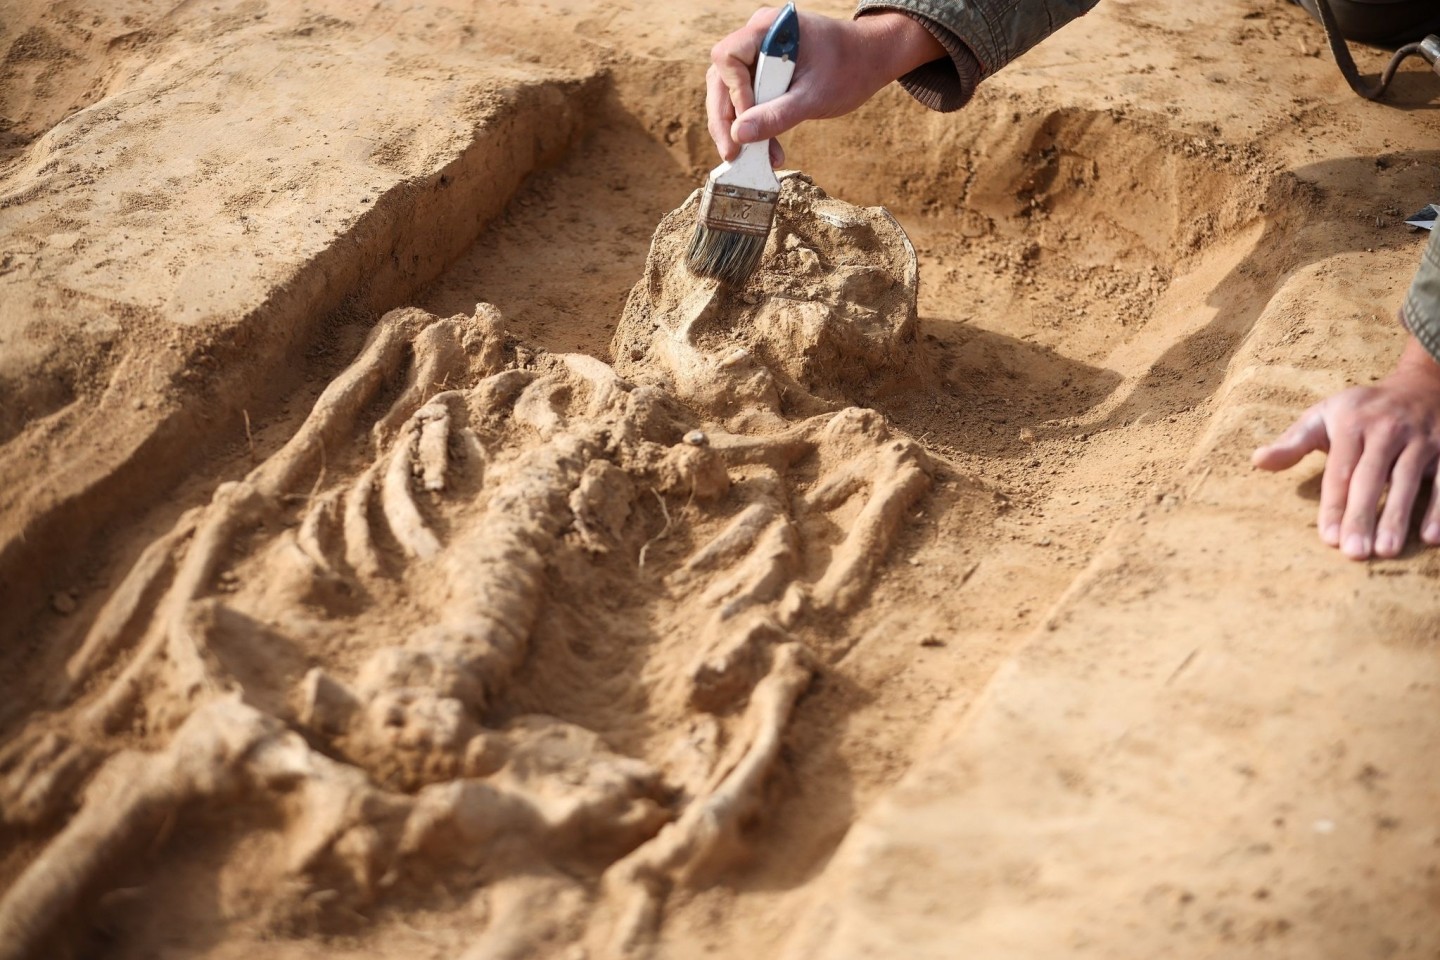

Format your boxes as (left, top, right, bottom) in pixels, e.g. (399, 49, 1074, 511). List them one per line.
(855, 4, 984, 112)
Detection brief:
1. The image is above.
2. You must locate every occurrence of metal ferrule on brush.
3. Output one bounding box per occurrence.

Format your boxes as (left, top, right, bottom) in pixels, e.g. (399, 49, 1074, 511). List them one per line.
(687, 3, 799, 285)
(697, 183, 778, 237)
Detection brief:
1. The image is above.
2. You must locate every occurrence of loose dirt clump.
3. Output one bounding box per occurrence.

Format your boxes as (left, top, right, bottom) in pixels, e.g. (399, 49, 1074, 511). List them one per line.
(614, 174, 926, 422)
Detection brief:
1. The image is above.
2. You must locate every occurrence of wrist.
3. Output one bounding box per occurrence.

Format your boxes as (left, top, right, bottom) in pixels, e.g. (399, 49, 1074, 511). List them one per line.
(853, 11, 946, 84)
(1392, 332, 1440, 384)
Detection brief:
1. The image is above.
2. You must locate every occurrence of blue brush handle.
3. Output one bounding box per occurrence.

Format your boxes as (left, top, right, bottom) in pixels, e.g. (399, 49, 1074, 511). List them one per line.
(760, 3, 799, 61)
(707, 3, 798, 192)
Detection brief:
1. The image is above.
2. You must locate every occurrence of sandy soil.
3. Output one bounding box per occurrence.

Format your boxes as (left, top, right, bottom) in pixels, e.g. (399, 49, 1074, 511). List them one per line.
(2, 1, 1440, 958)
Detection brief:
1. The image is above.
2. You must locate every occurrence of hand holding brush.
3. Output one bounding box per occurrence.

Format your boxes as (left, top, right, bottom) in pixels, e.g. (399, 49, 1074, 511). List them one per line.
(704, 7, 946, 166)
(690, 5, 945, 284)
(687, 4, 800, 285)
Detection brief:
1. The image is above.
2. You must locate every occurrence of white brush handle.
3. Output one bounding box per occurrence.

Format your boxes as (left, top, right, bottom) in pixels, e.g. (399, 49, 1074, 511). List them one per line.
(753, 49, 796, 109)
(711, 51, 795, 192)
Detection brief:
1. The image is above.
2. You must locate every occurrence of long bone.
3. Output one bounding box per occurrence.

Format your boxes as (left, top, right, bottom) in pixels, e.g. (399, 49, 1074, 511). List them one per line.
(0, 698, 388, 960)
(598, 643, 813, 958)
(800, 409, 931, 614)
(60, 508, 202, 699)
(80, 480, 271, 734)
(251, 307, 445, 497)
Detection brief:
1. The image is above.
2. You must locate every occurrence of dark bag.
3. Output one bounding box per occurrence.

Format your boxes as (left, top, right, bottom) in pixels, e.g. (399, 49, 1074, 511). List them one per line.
(1296, 0, 1440, 47)
(1293, 0, 1440, 99)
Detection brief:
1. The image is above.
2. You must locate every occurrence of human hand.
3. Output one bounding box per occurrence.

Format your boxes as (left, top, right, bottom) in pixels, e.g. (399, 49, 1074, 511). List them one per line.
(1253, 335, 1440, 559)
(706, 8, 945, 165)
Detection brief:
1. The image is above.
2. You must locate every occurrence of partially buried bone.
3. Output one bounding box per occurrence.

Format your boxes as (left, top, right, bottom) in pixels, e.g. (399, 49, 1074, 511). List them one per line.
(0, 731, 100, 830)
(9, 249, 935, 958)
(380, 411, 442, 560)
(0, 699, 667, 959)
(597, 643, 813, 957)
(56, 307, 483, 730)
(0, 698, 388, 960)
(370, 318, 470, 446)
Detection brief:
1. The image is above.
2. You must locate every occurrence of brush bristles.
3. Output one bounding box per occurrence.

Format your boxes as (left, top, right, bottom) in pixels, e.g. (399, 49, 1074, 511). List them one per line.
(686, 221, 767, 286)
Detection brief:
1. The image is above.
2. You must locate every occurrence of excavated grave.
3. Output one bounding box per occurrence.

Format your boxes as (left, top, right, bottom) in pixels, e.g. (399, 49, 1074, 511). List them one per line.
(7, 5, 1424, 956)
(0, 181, 931, 960)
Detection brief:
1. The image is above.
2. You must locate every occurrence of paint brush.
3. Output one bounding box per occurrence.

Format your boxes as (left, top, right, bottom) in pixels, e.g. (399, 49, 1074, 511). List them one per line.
(687, 2, 800, 285)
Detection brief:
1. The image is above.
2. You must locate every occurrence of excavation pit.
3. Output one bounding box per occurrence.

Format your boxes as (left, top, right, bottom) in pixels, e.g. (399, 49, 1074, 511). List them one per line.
(4, 11, 1435, 959)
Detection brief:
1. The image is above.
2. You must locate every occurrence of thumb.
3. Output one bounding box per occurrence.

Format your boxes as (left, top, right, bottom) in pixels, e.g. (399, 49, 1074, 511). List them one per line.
(1252, 407, 1328, 471)
(732, 92, 810, 144)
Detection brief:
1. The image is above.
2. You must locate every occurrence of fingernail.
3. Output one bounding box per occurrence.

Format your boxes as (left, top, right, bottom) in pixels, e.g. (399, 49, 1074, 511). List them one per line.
(1375, 532, 1397, 556)
(1424, 523, 1440, 544)
(733, 119, 757, 142)
(1322, 524, 1340, 546)
(1343, 533, 1370, 558)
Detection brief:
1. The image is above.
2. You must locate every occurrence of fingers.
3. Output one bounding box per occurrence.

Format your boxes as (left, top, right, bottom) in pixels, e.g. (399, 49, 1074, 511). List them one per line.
(1252, 407, 1328, 471)
(1422, 474, 1440, 546)
(707, 77, 787, 165)
(732, 92, 811, 145)
(1373, 443, 1432, 557)
(1258, 363, 1440, 558)
(706, 65, 739, 161)
(1316, 424, 1361, 549)
(1269, 409, 1432, 559)
(1337, 430, 1406, 559)
(710, 9, 777, 125)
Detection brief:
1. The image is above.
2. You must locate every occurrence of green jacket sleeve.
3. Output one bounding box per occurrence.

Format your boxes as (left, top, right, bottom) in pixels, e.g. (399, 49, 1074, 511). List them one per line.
(1402, 228, 1440, 364)
(855, 0, 1102, 111)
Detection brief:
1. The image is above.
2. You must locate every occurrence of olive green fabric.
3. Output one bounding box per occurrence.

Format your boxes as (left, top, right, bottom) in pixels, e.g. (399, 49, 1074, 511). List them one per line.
(1403, 228, 1440, 364)
(855, 0, 1099, 111)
